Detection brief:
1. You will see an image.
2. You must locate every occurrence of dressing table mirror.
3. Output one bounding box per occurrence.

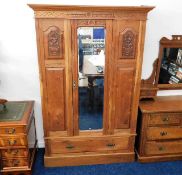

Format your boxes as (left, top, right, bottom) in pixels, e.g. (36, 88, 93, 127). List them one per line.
(156, 35, 182, 89)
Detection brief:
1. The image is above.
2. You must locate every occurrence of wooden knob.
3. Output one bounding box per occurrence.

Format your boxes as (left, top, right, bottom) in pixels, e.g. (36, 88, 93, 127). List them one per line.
(0, 99, 7, 105)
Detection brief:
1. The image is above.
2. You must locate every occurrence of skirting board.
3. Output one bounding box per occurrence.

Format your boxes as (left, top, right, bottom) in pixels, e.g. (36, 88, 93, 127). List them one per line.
(44, 152, 135, 167)
(136, 151, 182, 163)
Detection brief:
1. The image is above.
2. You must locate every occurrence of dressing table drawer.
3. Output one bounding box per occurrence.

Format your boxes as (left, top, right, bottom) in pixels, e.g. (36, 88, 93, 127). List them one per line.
(148, 113, 181, 126)
(145, 141, 182, 155)
(146, 127, 182, 140)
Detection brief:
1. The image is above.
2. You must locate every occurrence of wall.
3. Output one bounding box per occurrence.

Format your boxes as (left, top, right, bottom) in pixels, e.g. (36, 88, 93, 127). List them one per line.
(0, 0, 181, 147)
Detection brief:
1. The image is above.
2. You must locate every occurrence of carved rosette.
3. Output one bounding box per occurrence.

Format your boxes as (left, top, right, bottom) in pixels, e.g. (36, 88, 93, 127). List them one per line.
(44, 26, 64, 59)
(119, 28, 137, 59)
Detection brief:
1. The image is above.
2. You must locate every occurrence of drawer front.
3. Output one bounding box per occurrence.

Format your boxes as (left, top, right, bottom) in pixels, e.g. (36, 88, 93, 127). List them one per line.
(2, 158, 29, 169)
(148, 113, 181, 126)
(49, 136, 131, 154)
(0, 126, 25, 135)
(0, 136, 27, 147)
(145, 140, 182, 155)
(147, 127, 182, 140)
(1, 148, 28, 158)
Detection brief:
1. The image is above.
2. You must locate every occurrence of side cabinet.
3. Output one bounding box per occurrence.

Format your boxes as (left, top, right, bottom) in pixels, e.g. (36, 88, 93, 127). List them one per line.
(29, 4, 154, 166)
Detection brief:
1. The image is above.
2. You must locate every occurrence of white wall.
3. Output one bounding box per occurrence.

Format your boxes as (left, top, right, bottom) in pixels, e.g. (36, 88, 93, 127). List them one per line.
(0, 0, 181, 147)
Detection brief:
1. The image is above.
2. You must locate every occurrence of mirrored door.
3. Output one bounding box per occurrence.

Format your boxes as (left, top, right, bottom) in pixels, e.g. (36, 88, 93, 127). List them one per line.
(77, 27, 106, 130)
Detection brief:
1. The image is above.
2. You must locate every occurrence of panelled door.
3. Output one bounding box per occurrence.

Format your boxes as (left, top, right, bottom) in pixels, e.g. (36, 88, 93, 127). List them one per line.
(37, 19, 73, 136)
(111, 20, 141, 134)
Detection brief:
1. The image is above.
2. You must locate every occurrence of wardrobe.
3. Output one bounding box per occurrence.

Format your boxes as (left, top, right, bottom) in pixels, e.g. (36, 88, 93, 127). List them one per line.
(29, 4, 154, 167)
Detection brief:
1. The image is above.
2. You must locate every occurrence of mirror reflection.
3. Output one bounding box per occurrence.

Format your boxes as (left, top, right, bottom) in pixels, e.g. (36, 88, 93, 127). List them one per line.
(158, 48, 182, 84)
(78, 27, 105, 130)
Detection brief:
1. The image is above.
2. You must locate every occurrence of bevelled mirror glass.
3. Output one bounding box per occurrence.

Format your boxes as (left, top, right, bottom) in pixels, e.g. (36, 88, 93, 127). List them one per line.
(157, 35, 182, 89)
(77, 27, 105, 130)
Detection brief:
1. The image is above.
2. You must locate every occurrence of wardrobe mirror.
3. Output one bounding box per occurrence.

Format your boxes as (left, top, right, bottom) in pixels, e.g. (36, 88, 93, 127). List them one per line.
(157, 35, 182, 89)
(77, 27, 105, 130)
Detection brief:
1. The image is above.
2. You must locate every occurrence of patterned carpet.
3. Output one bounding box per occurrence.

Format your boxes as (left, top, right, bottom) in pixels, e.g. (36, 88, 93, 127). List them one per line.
(32, 149, 182, 175)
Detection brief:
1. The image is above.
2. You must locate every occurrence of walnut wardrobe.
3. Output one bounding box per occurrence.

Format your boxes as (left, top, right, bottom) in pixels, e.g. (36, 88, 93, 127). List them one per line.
(29, 4, 154, 167)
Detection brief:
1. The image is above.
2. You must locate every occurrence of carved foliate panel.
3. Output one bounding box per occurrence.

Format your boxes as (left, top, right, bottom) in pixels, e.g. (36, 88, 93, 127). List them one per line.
(119, 28, 137, 59)
(44, 26, 64, 59)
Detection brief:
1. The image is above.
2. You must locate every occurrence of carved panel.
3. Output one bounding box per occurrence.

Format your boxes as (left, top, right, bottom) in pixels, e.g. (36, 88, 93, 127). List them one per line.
(44, 26, 64, 59)
(34, 11, 146, 20)
(77, 20, 106, 26)
(119, 28, 137, 59)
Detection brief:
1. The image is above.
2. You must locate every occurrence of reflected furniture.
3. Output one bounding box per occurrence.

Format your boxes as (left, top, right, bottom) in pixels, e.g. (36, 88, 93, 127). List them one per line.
(0, 101, 37, 175)
(136, 96, 182, 162)
(29, 4, 154, 166)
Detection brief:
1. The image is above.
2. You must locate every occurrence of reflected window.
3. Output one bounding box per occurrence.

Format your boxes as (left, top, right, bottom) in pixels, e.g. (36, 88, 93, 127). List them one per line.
(78, 27, 105, 130)
(158, 48, 182, 84)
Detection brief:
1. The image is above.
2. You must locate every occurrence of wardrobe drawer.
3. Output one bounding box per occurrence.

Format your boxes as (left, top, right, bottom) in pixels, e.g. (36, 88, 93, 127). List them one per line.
(0, 136, 27, 147)
(148, 113, 181, 126)
(145, 140, 182, 155)
(49, 136, 131, 154)
(147, 127, 182, 140)
(2, 158, 29, 169)
(1, 148, 28, 158)
(0, 126, 25, 135)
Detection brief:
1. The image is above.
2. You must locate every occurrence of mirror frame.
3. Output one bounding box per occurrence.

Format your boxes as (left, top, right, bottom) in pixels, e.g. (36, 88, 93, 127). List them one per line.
(156, 35, 182, 90)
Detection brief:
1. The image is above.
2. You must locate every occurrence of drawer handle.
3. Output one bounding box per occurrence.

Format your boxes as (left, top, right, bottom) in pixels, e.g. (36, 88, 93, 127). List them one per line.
(8, 140, 17, 146)
(66, 144, 74, 149)
(162, 117, 169, 122)
(106, 143, 115, 147)
(13, 160, 20, 166)
(5, 128, 16, 134)
(6, 149, 19, 155)
(160, 131, 167, 136)
(158, 146, 165, 151)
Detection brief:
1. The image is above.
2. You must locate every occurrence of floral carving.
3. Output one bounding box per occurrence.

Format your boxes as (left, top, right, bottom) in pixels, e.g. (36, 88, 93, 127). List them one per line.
(120, 29, 136, 59)
(48, 28, 61, 56)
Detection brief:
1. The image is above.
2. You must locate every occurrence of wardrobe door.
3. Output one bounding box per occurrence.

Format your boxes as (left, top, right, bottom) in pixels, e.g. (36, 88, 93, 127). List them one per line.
(112, 20, 140, 132)
(71, 20, 113, 135)
(37, 19, 73, 136)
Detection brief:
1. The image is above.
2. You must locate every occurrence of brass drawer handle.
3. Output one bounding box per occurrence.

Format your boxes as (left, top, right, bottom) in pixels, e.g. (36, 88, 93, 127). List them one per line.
(5, 149, 19, 155)
(162, 117, 169, 122)
(106, 143, 115, 147)
(158, 146, 165, 151)
(160, 131, 168, 136)
(66, 144, 74, 149)
(13, 160, 20, 166)
(5, 128, 16, 134)
(8, 140, 17, 146)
